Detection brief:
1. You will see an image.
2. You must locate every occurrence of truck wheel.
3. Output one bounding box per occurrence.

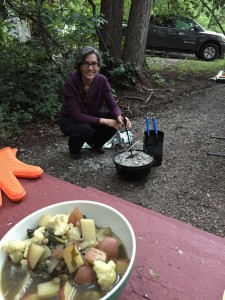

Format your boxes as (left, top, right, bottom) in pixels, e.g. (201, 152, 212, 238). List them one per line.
(199, 43, 219, 61)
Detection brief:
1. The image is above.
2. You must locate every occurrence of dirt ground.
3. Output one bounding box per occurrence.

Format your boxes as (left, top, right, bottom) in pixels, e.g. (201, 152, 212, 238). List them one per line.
(1, 60, 225, 238)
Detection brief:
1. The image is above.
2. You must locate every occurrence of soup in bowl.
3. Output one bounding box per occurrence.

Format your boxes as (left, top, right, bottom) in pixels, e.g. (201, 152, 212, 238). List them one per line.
(0, 200, 136, 300)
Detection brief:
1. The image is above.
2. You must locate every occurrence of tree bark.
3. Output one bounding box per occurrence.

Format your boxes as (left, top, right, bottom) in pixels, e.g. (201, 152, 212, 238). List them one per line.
(122, 0, 153, 67)
(0, 0, 8, 19)
(100, 0, 124, 60)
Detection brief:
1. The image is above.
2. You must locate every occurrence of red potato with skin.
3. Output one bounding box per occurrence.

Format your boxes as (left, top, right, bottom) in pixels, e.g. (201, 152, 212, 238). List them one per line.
(74, 265, 97, 285)
(84, 247, 106, 266)
(22, 293, 39, 300)
(68, 207, 84, 225)
(51, 245, 64, 259)
(96, 237, 119, 260)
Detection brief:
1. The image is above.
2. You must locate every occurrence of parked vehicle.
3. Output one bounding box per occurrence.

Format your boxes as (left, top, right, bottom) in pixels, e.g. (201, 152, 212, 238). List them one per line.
(146, 15, 225, 61)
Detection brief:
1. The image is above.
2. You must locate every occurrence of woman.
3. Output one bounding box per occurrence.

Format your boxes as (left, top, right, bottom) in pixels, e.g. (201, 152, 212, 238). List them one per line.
(59, 46, 131, 159)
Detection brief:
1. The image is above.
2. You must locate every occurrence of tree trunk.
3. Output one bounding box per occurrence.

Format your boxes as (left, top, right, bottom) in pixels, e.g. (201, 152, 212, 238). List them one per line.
(99, 0, 124, 60)
(0, 0, 7, 19)
(122, 0, 152, 67)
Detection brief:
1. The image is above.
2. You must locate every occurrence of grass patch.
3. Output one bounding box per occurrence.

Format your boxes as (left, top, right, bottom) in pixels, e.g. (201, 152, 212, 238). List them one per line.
(146, 55, 225, 76)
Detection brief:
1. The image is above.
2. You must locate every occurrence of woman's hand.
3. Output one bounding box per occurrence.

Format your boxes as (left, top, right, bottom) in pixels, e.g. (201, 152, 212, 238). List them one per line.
(100, 118, 124, 131)
(117, 116, 132, 129)
(100, 116, 131, 131)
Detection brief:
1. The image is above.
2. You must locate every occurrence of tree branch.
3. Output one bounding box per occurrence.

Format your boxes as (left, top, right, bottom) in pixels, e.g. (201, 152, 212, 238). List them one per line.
(5, 0, 67, 52)
(36, 7, 62, 72)
(200, 0, 225, 35)
(87, 0, 109, 52)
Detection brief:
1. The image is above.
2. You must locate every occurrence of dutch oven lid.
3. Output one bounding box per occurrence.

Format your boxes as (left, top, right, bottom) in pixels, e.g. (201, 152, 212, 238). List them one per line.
(114, 150, 153, 168)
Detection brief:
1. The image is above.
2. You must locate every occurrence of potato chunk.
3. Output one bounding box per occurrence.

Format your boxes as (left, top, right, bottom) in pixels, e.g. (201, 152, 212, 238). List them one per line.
(68, 207, 84, 225)
(74, 265, 97, 285)
(80, 219, 96, 241)
(37, 280, 60, 298)
(63, 243, 84, 273)
(59, 281, 74, 300)
(38, 214, 52, 228)
(96, 237, 119, 260)
(115, 258, 130, 275)
(84, 247, 106, 266)
(27, 243, 45, 269)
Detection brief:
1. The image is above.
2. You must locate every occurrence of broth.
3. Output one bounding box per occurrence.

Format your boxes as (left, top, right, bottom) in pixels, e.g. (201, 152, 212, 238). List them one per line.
(1, 251, 125, 300)
(0, 213, 129, 300)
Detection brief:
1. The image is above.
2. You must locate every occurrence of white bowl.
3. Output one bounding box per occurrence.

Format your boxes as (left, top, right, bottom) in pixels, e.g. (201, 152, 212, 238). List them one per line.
(0, 200, 136, 300)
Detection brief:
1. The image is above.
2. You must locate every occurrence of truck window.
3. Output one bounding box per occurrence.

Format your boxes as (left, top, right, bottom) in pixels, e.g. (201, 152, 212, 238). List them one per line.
(154, 16, 173, 28)
(175, 19, 195, 30)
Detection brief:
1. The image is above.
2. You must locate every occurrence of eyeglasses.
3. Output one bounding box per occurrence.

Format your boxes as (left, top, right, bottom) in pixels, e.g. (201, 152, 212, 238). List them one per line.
(81, 62, 99, 68)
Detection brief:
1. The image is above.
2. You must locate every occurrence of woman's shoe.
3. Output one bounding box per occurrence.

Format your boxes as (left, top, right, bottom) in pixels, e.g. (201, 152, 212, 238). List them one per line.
(91, 146, 105, 154)
(70, 152, 81, 159)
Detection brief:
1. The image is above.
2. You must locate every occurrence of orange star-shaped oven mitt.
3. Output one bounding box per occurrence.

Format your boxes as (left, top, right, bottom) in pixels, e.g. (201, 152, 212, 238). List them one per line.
(0, 147, 43, 207)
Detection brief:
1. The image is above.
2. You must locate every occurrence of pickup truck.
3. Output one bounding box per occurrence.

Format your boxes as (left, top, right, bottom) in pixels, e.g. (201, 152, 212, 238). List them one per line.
(146, 15, 225, 61)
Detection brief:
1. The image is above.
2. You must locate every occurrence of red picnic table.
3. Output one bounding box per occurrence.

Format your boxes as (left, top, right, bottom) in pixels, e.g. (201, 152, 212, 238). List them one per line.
(1, 173, 225, 300)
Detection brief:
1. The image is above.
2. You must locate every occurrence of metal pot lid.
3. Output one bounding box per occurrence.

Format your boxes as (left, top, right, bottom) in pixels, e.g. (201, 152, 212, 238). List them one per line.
(114, 150, 154, 168)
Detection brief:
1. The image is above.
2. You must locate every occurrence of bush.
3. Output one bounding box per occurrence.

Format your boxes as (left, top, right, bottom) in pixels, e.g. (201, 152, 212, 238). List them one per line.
(0, 38, 65, 137)
(0, 2, 102, 138)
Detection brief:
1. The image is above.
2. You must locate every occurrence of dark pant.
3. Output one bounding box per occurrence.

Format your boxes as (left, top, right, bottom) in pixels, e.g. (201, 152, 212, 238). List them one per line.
(59, 113, 117, 154)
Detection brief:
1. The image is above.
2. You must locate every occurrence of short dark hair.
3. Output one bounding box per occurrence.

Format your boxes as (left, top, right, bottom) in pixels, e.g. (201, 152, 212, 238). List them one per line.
(75, 46, 102, 69)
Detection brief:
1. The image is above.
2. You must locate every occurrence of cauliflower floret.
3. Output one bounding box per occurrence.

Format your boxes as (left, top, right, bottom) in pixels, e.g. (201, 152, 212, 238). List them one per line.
(31, 226, 46, 244)
(48, 214, 69, 236)
(23, 243, 30, 259)
(20, 258, 28, 270)
(2, 240, 26, 254)
(2, 227, 46, 263)
(3, 238, 33, 262)
(2, 240, 27, 263)
(24, 227, 46, 258)
(93, 260, 117, 290)
(9, 250, 24, 263)
(67, 226, 82, 241)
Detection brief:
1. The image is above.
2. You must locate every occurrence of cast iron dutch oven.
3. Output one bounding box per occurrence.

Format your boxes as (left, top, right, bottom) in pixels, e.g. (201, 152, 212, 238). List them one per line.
(113, 149, 154, 180)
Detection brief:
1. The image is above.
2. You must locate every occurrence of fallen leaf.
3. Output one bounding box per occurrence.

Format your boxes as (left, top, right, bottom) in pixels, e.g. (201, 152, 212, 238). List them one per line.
(149, 267, 160, 279)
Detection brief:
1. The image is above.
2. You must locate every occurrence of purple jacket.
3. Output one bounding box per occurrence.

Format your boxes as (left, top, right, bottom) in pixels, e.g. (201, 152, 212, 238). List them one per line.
(59, 70, 122, 125)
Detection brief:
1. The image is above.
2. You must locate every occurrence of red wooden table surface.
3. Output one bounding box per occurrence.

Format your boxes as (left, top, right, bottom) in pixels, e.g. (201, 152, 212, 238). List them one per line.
(1, 174, 225, 300)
